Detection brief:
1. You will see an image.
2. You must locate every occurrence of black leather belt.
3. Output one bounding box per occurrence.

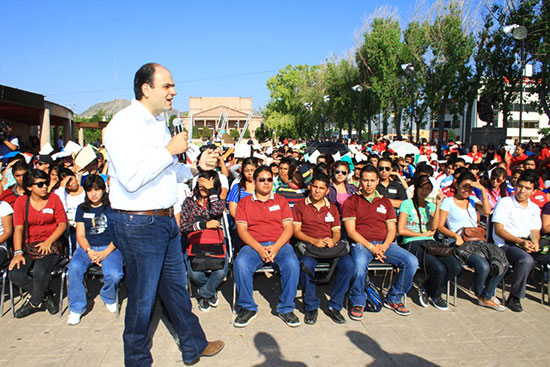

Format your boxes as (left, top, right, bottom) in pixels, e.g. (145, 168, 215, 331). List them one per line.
(117, 208, 174, 217)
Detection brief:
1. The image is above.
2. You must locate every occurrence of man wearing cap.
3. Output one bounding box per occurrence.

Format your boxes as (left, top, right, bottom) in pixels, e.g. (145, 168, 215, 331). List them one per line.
(35, 155, 53, 173)
(104, 63, 223, 366)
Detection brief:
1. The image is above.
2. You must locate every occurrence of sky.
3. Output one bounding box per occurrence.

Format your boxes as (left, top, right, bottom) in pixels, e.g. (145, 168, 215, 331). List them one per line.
(1, 0, 422, 115)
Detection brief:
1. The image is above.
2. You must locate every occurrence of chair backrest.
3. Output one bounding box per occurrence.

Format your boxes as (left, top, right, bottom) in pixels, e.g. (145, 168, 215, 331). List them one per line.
(222, 211, 234, 263)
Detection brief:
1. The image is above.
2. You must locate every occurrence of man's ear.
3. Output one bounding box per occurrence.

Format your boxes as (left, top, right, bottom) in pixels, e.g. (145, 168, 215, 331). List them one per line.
(141, 83, 151, 98)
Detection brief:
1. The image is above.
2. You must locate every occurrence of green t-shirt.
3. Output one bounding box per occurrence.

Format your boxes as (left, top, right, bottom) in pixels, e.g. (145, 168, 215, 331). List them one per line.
(399, 198, 435, 244)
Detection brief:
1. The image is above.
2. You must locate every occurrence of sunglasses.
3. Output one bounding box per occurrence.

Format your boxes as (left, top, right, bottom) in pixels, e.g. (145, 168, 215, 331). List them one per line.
(258, 177, 273, 183)
(379, 166, 392, 172)
(32, 181, 50, 188)
(335, 170, 348, 175)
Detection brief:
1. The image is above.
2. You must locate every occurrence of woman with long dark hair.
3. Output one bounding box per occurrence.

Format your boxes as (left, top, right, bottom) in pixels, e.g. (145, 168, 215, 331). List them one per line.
(180, 170, 227, 312)
(478, 167, 509, 212)
(66, 175, 123, 325)
(9, 169, 68, 318)
(398, 175, 461, 310)
(327, 160, 357, 214)
(227, 158, 257, 218)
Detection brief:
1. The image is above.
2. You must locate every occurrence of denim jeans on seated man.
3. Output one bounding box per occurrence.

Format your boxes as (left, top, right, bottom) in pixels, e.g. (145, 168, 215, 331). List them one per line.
(301, 254, 354, 311)
(68, 245, 124, 314)
(108, 211, 207, 366)
(234, 242, 299, 314)
(349, 241, 418, 307)
(185, 254, 228, 299)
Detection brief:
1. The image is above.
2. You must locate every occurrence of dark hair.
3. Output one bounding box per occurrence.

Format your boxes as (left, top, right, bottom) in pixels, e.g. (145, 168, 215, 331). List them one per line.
(239, 158, 257, 191)
(23, 169, 49, 194)
(332, 160, 350, 180)
(279, 157, 293, 168)
(378, 157, 393, 166)
(81, 175, 110, 212)
(193, 170, 221, 199)
(415, 162, 434, 177)
(454, 157, 466, 166)
(134, 63, 160, 100)
(12, 159, 29, 173)
(453, 167, 469, 180)
(311, 172, 330, 187)
(58, 167, 75, 181)
(360, 164, 379, 178)
(517, 169, 539, 187)
(253, 165, 272, 180)
(524, 157, 537, 165)
(314, 162, 329, 176)
(412, 175, 433, 232)
(455, 171, 477, 187)
(482, 167, 508, 197)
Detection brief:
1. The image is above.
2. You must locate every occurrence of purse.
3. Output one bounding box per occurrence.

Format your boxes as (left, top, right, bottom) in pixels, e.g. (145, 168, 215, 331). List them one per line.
(23, 196, 64, 261)
(420, 242, 455, 257)
(296, 240, 350, 259)
(461, 226, 487, 242)
(187, 228, 226, 271)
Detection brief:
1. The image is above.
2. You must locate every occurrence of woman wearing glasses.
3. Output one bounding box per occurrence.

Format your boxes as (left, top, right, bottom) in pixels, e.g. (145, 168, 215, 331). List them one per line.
(327, 161, 357, 214)
(9, 169, 68, 318)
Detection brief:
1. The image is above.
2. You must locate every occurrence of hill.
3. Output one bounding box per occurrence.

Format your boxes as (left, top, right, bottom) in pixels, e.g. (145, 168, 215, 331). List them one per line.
(80, 99, 183, 118)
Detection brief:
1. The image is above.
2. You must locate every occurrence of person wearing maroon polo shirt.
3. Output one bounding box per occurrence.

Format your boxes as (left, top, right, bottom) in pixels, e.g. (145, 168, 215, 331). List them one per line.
(343, 165, 418, 320)
(233, 166, 300, 328)
(293, 173, 354, 325)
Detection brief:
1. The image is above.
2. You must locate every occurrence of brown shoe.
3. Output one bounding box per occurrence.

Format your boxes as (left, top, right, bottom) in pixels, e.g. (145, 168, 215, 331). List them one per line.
(184, 340, 225, 366)
(478, 297, 506, 312)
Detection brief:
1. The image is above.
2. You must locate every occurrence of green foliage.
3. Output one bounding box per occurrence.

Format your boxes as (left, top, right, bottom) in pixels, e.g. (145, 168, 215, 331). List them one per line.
(201, 126, 212, 139)
(230, 129, 240, 141)
(254, 123, 272, 142)
(192, 125, 200, 139)
(539, 127, 550, 140)
(243, 128, 251, 139)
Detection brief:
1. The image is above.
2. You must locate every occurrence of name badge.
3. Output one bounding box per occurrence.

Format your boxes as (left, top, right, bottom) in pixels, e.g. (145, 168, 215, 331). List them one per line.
(376, 205, 387, 214)
(43, 208, 54, 214)
(388, 188, 397, 194)
(269, 205, 280, 212)
(83, 213, 95, 219)
(325, 214, 335, 222)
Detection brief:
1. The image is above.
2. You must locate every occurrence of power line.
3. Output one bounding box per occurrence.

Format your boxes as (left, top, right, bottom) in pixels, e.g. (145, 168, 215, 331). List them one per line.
(46, 69, 279, 96)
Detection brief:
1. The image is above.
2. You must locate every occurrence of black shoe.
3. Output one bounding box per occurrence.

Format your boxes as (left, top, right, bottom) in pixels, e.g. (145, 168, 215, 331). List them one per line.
(304, 309, 318, 325)
(278, 311, 300, 327)
(208, 293, 219, 307)
(431, 296, 449, 311)
(233, 309, 257, 328)
(43, 293, 59, 315)
(506, 296, 523, 312)
(418, 288, 429, 308)
(15, 298, 43, 318)
(198, 298, 211, 312)
(326, 307, 346, 324)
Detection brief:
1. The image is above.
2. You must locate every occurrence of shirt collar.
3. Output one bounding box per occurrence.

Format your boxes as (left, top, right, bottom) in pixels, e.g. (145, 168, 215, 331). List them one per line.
(252, 191, 275, 202)
(131, 99, 165, 123)
(305, 196, 331, 208)
(358, 189, 381, 203)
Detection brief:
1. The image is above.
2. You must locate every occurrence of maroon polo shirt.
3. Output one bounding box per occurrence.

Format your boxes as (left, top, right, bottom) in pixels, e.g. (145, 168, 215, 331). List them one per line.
(342, 191, 396, 242)
(293, 197, 341, 239)
(235, 192, 293, 243)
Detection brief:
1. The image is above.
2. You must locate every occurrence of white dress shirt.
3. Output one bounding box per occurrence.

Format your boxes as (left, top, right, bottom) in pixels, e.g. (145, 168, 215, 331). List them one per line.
(104, 99, 191, 210)
(491, 195, 542, 247)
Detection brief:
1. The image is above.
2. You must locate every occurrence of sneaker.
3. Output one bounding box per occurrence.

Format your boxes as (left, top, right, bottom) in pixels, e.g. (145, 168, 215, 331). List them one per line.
(384, 301, 410, 316)
(492, 297, 501, 306)
(431, 296, 449, 311)
(43, 293, 59, 315)
(233, 309, 257, 328)
(506, 296, 523, 312)
(198, 298, 211, 312)
(15, 298, 43, 318)
(278, 311, 300, 327)
(326, 307, 346, 324)
(105, 302, 117, 313)
(348, 305, 364, 321)
(418, 288, 429, 308)
(208, 293, 219, 308)
(478, 297, 506, 312)
(67, 311, 82, 325)
(304, 309, 318, 325)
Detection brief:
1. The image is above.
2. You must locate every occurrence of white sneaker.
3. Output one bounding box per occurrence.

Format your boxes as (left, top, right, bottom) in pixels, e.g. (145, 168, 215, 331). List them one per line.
(67, 311, 81, 325)
(105, 302, 117, 313)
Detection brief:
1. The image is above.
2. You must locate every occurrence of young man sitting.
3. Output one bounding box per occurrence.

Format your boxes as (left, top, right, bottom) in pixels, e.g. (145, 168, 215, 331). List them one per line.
(233, 166, 300, 327)
(292, 173, 354, 325)
(492, 169, 543, 312)
(343, 165, 418, 320)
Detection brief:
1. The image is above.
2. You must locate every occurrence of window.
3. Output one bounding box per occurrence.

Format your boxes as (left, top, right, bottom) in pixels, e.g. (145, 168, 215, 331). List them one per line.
(508, 120, 538, 128)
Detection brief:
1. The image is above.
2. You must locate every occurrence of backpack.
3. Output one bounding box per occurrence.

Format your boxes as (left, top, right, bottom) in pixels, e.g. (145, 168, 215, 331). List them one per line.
(364, 280, 383, 312)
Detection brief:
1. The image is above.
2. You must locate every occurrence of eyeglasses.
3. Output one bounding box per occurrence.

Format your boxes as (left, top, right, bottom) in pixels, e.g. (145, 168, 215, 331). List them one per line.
(258, 177, 273, 183)
(379, 166, 392, 172)
(32, 181, 50, 188)
(335, 170, 348, 175)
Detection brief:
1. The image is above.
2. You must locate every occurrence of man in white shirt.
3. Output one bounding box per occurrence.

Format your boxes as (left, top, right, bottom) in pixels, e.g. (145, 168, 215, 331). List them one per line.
(492, 169, 542, 312)
(104, 63, 223, 366)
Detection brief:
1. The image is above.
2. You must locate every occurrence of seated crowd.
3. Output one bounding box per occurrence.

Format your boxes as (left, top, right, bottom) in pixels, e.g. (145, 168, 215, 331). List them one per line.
(2, 135, 550, 331)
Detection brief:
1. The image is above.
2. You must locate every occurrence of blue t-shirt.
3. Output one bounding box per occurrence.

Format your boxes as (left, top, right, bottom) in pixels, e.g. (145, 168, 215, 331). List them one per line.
(227, 183, 252, 203)
(75, 204, 113, 248)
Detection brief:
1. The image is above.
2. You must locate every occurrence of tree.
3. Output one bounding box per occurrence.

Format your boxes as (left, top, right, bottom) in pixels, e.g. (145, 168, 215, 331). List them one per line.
(243, 128, 251, 139)
(201, 126, 212, 139)
(192, 125, 200, 139)
(230, 129, 240, 141)
(255, 123, 272, 142)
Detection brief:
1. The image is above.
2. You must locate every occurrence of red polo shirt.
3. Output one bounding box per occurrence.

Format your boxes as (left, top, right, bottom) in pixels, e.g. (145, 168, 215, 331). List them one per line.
(342, 191, 396, 242)
(235, 192, 293, 243)
(293, 197, 341, 239)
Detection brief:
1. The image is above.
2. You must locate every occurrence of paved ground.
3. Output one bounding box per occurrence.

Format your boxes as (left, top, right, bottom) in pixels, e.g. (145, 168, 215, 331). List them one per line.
(1, 271, 550, 367)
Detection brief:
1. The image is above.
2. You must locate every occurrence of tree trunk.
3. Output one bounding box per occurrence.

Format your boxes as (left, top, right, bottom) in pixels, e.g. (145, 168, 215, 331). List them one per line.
(464, 99, 474, 147)
(383, 110, 389, 136)
(437, 91, 450, 143)
(394, 101, 403, 140)
(367, 116, 372, 142)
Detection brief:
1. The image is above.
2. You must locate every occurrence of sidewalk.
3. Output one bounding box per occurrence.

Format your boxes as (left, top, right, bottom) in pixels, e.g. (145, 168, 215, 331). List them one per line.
(1, 275, 550, 367)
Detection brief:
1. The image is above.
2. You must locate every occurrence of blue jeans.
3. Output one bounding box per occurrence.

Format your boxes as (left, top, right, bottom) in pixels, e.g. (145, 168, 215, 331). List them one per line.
(108, 211, 207, 366)
(234, 242, 299, 314)
(67, 245, 124, 314)
(300, 254, 354, 311)
(466, 253, 507, 300)
(184, 253, 228, 299)
(349, 242, 418, 306)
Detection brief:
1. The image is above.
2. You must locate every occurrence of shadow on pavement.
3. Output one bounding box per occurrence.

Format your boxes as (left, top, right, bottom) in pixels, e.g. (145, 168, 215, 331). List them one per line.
(347, 330, 440, 367)
(253, 332, 308, 367)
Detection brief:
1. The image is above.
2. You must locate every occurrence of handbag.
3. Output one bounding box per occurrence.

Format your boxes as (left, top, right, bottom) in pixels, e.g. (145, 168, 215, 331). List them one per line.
(187, 228, 226, 271)
(420, 242, 455, 257)
(461, 226, 487, 242)
(23, 196, 64, 261)
(296, 240, 349, 259)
